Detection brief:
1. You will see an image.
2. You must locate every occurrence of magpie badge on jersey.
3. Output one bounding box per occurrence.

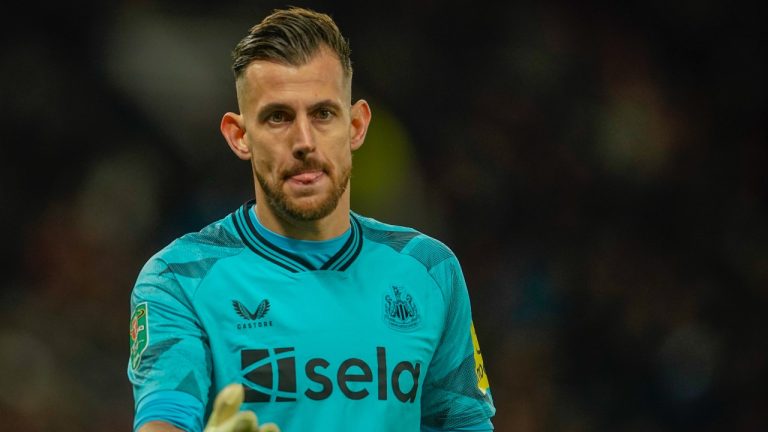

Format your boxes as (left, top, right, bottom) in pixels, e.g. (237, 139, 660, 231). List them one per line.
(470, 322, 490, 395)
(130, 302, 149, 370)
(383, 285, 421, 332)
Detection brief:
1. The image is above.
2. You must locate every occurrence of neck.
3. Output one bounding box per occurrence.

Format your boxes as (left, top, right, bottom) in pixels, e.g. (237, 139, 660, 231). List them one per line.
(254, 189, 351, 241)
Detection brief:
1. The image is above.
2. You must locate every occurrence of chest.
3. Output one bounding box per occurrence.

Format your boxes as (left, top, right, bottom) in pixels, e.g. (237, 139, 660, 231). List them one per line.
(192, 254, 445, 404)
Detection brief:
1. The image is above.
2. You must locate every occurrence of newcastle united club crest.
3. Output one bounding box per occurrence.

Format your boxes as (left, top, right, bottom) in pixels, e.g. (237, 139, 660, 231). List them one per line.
(383, 286, 420, 331)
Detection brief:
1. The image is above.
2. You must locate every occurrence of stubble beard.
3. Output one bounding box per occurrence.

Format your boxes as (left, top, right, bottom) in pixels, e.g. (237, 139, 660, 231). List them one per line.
(255, 164, 351, 222)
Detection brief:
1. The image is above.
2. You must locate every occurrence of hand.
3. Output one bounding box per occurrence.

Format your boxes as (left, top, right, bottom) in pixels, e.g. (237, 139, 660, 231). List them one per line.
(203, 383, 280, 432)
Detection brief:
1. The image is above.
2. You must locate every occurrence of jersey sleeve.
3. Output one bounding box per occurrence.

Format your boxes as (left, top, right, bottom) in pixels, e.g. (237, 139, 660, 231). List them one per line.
(420, 254, 496, 430)
(128, 255, 212, 431)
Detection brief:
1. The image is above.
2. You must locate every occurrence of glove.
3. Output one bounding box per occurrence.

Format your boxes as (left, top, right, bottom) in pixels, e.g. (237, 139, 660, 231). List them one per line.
(203, 383, 281, 432)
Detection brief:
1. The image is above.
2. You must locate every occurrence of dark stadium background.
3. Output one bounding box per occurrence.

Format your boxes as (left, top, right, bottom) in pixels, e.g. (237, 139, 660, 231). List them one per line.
(1, 1, 764, 430)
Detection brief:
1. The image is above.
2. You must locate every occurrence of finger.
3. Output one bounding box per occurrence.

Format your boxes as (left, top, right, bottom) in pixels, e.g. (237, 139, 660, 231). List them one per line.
(231, 410, 259, 432)
(207, 383, 245, 426)
(258, 422, 281, 432)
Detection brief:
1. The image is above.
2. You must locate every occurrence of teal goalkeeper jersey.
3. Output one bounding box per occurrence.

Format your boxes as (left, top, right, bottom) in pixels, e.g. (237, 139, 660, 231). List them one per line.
(128, 202, 495, 431)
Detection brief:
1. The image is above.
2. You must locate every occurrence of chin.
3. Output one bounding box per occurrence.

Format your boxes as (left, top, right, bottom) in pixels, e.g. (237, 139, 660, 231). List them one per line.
(281, 195, 339, 221)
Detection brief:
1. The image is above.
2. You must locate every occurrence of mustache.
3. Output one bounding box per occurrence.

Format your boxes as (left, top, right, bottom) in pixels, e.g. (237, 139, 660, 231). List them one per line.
(282, 159, 328, 178)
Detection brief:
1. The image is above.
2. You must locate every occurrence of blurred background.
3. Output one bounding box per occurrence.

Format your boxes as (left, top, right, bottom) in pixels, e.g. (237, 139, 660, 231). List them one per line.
(1, 0, 765, 430)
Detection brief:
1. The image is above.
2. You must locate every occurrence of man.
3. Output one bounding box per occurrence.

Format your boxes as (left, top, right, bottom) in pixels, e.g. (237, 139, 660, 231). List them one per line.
(128, 7, 495, 432)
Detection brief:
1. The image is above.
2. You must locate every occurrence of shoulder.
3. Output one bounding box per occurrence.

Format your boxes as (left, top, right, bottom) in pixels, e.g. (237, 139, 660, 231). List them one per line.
(353, 212, 458, 272)
(136, 214, 245, 283)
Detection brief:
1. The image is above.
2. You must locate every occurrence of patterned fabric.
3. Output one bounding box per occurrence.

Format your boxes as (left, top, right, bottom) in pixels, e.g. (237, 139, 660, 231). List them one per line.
(128, 201, 495, 431)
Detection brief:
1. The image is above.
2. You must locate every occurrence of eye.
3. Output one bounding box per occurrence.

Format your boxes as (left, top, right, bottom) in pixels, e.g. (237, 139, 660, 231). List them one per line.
(267, 111, 288, 124)
(315, 108, 334, 121)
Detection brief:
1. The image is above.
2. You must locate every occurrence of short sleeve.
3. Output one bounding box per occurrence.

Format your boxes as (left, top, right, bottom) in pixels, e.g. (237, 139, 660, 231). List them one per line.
(420, 255, 496, 429)
(128, 256, 212, 430)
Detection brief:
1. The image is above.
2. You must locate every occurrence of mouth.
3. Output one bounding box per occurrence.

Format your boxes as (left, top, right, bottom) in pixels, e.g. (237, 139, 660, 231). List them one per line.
(286, 170, 325, 185)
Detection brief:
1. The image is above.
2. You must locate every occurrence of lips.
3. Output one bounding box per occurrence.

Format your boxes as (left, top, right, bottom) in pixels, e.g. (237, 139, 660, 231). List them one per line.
(288, 170, 324, 184)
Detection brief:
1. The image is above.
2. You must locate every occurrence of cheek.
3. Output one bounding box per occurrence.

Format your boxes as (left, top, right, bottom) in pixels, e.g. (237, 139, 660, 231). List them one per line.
(329, 134, 353, 160)
(333, 151, 353, 175)
(249, 148, 278, 180)
(248, 137, 280, 170)
(252, 155, 276, 175)
(327, 143, 350, 166)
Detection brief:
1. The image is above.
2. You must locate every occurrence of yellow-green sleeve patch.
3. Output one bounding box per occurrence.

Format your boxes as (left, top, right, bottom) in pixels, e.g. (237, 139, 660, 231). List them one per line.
(471, 322, 490, 394)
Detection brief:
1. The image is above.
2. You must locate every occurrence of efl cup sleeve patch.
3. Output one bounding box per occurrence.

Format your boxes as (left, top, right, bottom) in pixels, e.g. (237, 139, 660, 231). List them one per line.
(130, 302, 149, 370)
(470, 322, 490, 394)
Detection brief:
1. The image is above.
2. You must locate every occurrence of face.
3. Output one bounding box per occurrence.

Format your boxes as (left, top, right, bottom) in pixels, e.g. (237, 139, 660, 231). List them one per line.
(222, 48, 370, 223)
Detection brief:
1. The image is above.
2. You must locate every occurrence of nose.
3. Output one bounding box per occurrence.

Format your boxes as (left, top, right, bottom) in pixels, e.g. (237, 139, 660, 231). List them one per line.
(291, 115, 315, 160)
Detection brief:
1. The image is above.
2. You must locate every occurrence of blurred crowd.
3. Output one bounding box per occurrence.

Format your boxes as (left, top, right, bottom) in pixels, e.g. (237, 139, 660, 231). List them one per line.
(1, 1, 764, 431)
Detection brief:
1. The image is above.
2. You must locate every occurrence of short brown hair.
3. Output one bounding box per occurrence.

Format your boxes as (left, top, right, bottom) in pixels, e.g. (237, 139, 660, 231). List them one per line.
(231, 7, 352, 80)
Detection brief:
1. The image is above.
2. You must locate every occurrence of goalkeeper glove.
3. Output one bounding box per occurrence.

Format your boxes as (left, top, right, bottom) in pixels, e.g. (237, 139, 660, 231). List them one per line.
(203, 383, 280, 432)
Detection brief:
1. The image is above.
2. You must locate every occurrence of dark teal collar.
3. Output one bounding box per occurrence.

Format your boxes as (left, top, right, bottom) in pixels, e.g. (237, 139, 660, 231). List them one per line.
(232, 201, 363, 273)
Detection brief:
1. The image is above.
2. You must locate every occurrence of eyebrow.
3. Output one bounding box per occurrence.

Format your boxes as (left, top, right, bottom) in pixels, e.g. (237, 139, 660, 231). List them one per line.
(257, 102, 292, 120)
(308, 99, 343, 113)
(257, 99, 343, 119)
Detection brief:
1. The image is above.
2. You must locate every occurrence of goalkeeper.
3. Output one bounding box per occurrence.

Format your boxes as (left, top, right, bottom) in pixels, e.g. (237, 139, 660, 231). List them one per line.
(129, 6, 495, 432)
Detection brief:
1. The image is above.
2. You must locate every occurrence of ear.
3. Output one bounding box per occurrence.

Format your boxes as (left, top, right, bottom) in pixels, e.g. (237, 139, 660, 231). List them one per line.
(349, 99, 371, 151)
(220, 112, 250, 160)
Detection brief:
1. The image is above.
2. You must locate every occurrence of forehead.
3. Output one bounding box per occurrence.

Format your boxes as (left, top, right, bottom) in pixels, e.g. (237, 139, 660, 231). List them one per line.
(237, 49, 349, 110)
